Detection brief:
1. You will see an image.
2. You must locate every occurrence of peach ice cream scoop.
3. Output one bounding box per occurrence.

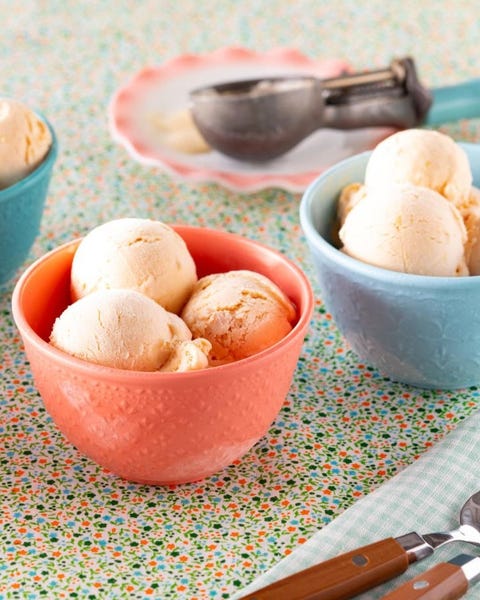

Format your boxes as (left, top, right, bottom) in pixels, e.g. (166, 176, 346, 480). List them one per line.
(70, 218, 197, 313)
(50, 288, 210, 372)
(0, 98, 52, 189)
(463, 187, 480, 275)
(181, 269, 296, 365)
(364, 129, 472, 209)
(339, 183, 469, 277)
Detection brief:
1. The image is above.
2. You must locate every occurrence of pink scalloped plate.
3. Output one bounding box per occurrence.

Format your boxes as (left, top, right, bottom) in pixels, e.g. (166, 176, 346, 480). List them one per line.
(109, 47, 396, 193)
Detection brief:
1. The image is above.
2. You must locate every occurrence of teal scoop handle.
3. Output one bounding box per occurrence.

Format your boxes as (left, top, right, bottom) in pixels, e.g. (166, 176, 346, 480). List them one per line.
(425, 79, 480, 125)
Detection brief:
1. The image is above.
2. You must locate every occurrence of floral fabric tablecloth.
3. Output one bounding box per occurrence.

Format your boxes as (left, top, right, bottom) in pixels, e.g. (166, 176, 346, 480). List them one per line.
(1, 2, 480, 598)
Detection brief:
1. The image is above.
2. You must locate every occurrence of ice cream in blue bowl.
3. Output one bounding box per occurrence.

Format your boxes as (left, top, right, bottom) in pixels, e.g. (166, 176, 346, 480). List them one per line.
(0, 98, 58, 286)
(300, 129, 480, 389)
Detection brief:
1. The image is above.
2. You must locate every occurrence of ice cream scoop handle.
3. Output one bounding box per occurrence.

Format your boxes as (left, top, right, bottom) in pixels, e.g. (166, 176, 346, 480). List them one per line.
(426, 79, 480, 125)
(380, 562, 468, 599)
(239, 538, 409, 600)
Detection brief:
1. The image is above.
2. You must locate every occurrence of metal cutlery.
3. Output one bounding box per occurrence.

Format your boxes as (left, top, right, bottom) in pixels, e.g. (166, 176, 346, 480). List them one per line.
(381, 554, 480, 599)
(240, 491, 480, 600)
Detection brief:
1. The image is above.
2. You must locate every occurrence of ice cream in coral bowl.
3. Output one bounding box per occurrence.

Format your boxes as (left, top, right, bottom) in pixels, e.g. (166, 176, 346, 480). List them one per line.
(300, 129, 480, 390)
(12, 221, 313, 485)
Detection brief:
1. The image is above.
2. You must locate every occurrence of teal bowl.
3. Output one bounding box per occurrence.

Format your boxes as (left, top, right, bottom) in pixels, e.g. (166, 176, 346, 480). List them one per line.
(300, 143, 480, 390)
(0, 117, 58, 286)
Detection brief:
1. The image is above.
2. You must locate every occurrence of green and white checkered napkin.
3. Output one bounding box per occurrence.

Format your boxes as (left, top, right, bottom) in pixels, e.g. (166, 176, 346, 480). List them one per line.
(234, 410, 480, 599)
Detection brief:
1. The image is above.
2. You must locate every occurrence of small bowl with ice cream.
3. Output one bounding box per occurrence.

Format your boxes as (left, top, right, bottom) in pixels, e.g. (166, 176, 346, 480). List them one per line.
(12, 218, 313, 484)
(0, 98, 58, 285)
(300, 129, 480, 389)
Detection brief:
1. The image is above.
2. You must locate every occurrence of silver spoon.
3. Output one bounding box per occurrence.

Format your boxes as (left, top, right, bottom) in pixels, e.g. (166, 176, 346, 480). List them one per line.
(240, 490, 480, 600)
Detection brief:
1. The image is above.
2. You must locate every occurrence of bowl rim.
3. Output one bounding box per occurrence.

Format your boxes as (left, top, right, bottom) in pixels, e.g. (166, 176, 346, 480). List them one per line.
(299, 141, 480, 289)
(12, 224, 314, 382)
(0, 112, 58, 203)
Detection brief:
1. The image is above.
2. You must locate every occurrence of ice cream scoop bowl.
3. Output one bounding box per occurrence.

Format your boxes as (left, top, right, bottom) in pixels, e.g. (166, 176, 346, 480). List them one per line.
(12, 226, 313, 485)
(0, 116, 57, 285)
(300, 143, 480, 390)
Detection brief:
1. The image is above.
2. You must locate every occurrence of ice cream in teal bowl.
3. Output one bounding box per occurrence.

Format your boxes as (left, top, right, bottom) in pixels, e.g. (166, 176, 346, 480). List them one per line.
(0, 98, 58, 286)
(300, 129, 480, 389)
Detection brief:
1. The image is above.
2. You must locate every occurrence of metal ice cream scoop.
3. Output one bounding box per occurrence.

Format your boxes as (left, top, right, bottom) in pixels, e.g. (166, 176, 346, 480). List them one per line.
(240, 490, 480, 600)
(190, 56, 480, 161)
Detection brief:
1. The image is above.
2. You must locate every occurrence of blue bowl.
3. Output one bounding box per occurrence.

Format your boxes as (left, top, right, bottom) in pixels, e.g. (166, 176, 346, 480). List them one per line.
(0, 117, 58, 286)
(300, 143, 480, 390)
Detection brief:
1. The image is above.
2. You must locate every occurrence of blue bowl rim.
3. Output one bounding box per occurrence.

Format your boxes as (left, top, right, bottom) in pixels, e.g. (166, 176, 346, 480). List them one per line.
(299, 141, 480, 289)
(0, 112, 58, 204)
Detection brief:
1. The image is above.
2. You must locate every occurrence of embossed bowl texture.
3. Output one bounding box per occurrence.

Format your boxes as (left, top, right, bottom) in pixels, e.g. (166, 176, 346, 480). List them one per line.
(0, 117, 58, 286)
(12, 225, 314, 485)
(300, 143, 480, 390)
